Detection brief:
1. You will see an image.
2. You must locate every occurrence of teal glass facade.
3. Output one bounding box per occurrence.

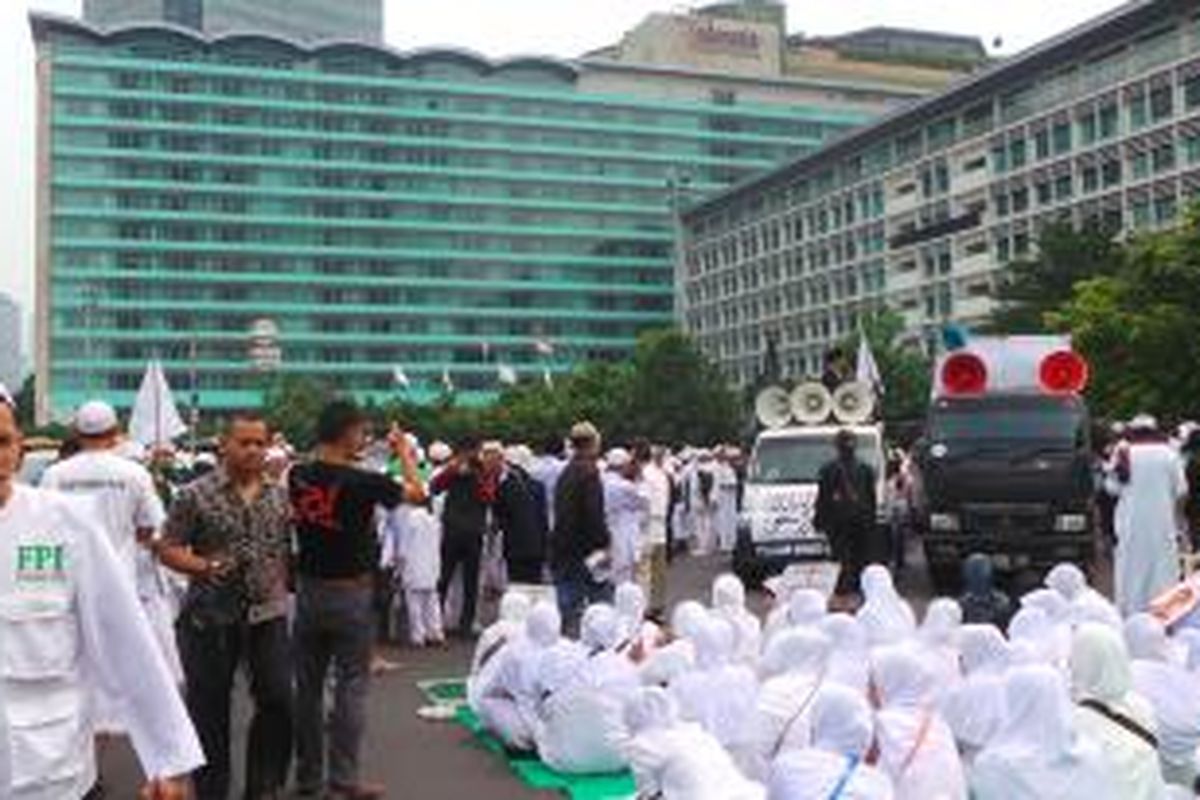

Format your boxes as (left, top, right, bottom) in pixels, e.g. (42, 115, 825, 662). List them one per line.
(34, 17, 875, 417)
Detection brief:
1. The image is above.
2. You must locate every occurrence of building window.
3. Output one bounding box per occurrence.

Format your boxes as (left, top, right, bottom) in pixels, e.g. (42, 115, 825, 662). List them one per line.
(991, 145, 1008, 173)
(1009, 139, 1027, 169)
(1129, 92, 1148, 130)
(1079, 113, 1097, 145)
(1013, 232, 1030, 256)
(1055, 174, 1073, 200)
(1152, 142, 1175, 173)
(1154, 194, 1177, 224)
(994, 193, 1010, 217)
(1131, 198, 1151, 228)
(1186, 74, 1200, 110)
(1099, 104, 1119, 139)
(1185, 134, 1200, 164)
(1082, 166, 1099, 193)
(1150, 84, 1173, 122)
(1052, 123, 1072, 155)
(1035, 129, 1051, 160)
(1036, 181, 1053, 205)
(1102, 159, 1122, 186)
(1132, 151, 1151, 180)
(1012, 187, 1030, 213)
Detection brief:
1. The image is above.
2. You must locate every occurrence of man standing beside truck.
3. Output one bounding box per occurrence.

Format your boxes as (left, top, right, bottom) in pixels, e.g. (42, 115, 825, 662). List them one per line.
(815, 429, 880, 599)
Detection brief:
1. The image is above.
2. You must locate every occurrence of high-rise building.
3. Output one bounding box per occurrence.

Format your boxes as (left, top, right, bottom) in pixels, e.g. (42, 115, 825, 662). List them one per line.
(679, 0, 1200, 387)
(0, 294, 22, 394)
(83, 0, 384, 43)
(31, 5, 982, 422)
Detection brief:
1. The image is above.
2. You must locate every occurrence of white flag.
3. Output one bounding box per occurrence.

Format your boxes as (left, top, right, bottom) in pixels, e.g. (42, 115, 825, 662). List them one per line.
(392, 367, 410, 389)
(497, 364, 518, 386)
(129, 360, 187, 447)
(534, 339, 555, 357)
(856, 336, 884, 396)
(441, 368, 455, 394)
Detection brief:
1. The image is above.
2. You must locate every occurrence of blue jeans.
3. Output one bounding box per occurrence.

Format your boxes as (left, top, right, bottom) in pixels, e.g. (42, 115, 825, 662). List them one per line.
(554, 561, 613, 635)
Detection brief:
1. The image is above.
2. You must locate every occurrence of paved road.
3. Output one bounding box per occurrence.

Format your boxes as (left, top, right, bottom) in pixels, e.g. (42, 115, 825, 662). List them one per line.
(103, 551, 935, 798)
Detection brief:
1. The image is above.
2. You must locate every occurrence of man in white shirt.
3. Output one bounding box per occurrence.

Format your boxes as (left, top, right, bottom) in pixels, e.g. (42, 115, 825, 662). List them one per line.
(0, 392, 203, 799)
(637, 444, 672, 619)
(41, 400, 177, 720)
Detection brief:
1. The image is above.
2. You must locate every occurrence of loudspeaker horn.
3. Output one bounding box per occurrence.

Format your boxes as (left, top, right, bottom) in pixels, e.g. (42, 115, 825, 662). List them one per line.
(754, 386, 793, 429)
(790, 382, 834, 425)
(832, 381, 877, 425)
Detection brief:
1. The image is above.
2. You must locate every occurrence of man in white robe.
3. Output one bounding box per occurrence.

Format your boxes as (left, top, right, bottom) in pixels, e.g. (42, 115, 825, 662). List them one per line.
(714, 448, 741, 553)
(712, 573, 762, 667)
(971, 665, 1113, 800)
(871, 645, 967, 800)
(621, 687, 765, 800)
(1106, 416, 1187, 616)
(535, 604, 639, 774)
(1124, 614, 1200, 788)
(603, 450, 649, 586)
(1070, 623, 1167, 800)
(768, 684, 894, 800)
(690, 452, 719, 556)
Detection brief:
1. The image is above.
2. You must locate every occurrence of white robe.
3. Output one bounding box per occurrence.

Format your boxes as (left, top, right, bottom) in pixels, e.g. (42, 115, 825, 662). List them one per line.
(1125, 614, 1200, 787)
(872, 646, 967, 800)
(820, 614, 871, 693)
(536, 647, 636, 774)
(768, 751, 894, 800)
(467, 592, 530, 710)
(941, 625, 1010, 757)
(690, 463, 719, 556)
(623, 688, 765, 800)
(748, 629, 831, 779)
(715, 461, 740, 553)
(604, 472, 649, 585)
(381, 505, 441, 591)
(1070, 623, 1168, 800)
(1107, 443, 1186, 616)
(916, 599, 963, 701)
(857, 566, 916, 648)
(713, 573, 763, 668)
(971, 665, 1114, 800)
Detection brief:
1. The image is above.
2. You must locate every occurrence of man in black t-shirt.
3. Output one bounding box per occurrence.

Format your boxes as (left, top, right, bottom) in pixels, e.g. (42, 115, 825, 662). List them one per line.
(814, 429, 881, 600)
(289, 401, 424, 800)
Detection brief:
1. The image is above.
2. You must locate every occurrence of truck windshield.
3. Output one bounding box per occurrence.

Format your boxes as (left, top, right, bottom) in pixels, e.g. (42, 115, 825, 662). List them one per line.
(749, 437, 882, 484)
(929, 401, 1083, 443)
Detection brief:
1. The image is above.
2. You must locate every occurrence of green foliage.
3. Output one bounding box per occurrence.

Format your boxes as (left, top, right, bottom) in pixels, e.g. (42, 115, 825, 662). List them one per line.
(986, 220, 1124, 334)
(1051, 206, 1200, 420)
(261, 374, 339, 449)
(839, 310, 931, 424)
(368, 329, 741, 448)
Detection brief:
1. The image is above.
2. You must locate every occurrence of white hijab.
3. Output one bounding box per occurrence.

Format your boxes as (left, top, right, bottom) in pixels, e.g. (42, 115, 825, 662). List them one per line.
(857, 566, 916, 647)
(767, 685, 894, 800)
(1070, 623, 1167, 800)
(918, 598, 964, 695)
(1045, 564, 1122, 630)
(941, 624, 1011, 752)
(713, 573, 763, 666)
(765, 588, 827, 647)
(670, 616, 759, 755)
(1009, 606, 1070, 670)
(641, 601, 707, 687)
(1124, 614, 1200, 780)
(872, 645, 967, 800)
(820, 614, 871, 692)
(751, 628, 833, 772)
(971, 665, 1113, 800)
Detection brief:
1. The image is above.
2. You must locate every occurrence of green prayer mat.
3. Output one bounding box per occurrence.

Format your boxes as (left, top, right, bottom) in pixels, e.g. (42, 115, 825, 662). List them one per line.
(453, 704, 637, 800)
(417, 677, 469, 706)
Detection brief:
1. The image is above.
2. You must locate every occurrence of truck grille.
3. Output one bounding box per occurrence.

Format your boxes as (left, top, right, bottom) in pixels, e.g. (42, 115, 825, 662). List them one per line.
(961, 503, 1052, 534)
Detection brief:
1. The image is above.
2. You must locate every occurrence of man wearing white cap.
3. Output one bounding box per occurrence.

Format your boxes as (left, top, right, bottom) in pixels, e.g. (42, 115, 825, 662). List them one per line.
(0, 390, 204, 799)
(1106, 414, 1188, 616)
(603, 447, 648, 586)
(40, 401, 179, 721)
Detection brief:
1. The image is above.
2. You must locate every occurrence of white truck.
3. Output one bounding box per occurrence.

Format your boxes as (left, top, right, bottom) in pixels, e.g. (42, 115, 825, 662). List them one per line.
(733, 422, 887, 586)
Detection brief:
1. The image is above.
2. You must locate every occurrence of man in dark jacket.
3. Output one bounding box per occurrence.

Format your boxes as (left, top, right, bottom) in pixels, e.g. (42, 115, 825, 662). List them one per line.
(495, 449, 548, 584)
(431, 437, 499, 637)
(551, 421, 611, 631)
(815, 429, 881, 598)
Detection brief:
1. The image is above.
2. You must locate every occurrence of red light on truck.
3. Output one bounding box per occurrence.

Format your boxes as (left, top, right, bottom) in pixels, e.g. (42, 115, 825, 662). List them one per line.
(941, 352, 988, 395)
(1039, 350, 1089, 394)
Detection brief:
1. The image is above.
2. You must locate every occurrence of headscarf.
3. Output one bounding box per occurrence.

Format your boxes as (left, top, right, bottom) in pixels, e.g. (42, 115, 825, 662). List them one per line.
(752, 628, 833, 771)
(942, 625, 1011, 752)
(616, 582, 648, 634)
(581, 604, 622, 653)
(971, 665, 1111, 800)
(671, 617, 759, 761)
(918, 598, 964, 694)
(624, 686, 678, 734)
(1045, 563, 1122, 630)
(819, 613, 871, 692)
(527, 601, 562, 648)
(671, 600, 708, 641)
(857, 566, 916, 647)
(810, 683, 875, 755)
(1070, 623, 1136, 708)
(712, 573, 762, 666)
(1124, 614, 1200, 782)
(760, 628, 831, 681)
(712, 573, 748, 611)
(764, 588, 828, 650)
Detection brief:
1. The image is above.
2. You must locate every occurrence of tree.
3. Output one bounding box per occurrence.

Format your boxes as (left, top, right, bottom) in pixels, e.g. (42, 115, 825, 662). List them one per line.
(261, 374, 337, 449)
(839, 311, 931, 425)
(1051, 206, 1200, 420)
(986, 220, 1124, 334)
(14, 375, 35, 429)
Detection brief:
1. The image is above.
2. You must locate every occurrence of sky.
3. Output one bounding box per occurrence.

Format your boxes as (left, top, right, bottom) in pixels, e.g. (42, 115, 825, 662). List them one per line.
(0, 0, 1117, 351)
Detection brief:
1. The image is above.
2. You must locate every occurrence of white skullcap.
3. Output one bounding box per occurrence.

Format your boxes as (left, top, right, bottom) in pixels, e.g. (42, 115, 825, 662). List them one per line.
(1129, 414, 1158, 431)
(428, 441, 452, 463)
(606, 447, 632, 469)
(74, 400, 119, 436)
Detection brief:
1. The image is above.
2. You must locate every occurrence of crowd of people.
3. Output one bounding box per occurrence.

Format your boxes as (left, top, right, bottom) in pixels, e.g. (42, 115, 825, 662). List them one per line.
(467, 563, 1200, 800)
(4, 377, 1200, 800)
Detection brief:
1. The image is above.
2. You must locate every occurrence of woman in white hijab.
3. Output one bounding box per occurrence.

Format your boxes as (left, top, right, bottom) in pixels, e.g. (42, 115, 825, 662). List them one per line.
(467, 590, 532, 711)
(1070, 623, 1167, 800)
(1124, 614, 1200, 788)
(941, 624, 1011, 760)
(857, 566, 916, 648)
(614, 581, 662, 661)
(536, 604, 639, 774)
(712, 573, 763, 666)
(871, 645, 967, 800)
(1046, 563, 1122, 630)
(640, 600, 707, 686)
(916, 598, 963, 696)
(971, 665, 1113, 800)
(670, 615, 760, 773)
(748, 628, 832, 778)
(764, 588, 828, 647)
(1010, 601, 1070, 670)
(820, 614, 871, 693)
(767, 684, 894, 800)
(622, 687, 765, 800)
